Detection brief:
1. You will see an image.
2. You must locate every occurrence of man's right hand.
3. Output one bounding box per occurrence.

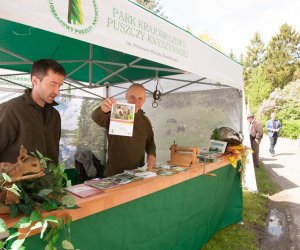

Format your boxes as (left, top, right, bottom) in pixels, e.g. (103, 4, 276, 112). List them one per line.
(101, 97, 116, 113)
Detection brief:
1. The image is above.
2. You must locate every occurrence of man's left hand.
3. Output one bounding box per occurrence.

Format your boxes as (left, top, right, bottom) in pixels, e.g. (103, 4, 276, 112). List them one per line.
(147, 154, 156, 169)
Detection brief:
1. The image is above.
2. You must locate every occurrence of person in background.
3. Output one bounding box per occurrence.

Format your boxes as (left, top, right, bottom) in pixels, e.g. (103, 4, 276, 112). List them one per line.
(266, 112, 282, 157)
(247, 113, 264, 167)
(0, 59, 66, 164)
(92, 84, 156, 177)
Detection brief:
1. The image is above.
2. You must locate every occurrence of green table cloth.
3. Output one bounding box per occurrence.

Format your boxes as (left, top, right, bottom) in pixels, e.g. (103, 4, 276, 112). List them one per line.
(24, 163, 242, 250)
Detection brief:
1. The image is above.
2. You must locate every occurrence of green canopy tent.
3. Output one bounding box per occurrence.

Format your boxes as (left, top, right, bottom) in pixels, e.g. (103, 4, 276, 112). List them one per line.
(0, 17, 184, 99)
(0, 0, 256, 193)
(0, 0, 243, 96)
(0, 1, 260, 248)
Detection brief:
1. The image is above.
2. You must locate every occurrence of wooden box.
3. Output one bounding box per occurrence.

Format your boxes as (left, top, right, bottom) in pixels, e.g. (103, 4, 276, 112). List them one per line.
(168, 144, 199, 167)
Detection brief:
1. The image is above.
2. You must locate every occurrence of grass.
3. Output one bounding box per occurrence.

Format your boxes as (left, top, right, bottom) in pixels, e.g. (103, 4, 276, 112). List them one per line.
(201, 162, 280, 250)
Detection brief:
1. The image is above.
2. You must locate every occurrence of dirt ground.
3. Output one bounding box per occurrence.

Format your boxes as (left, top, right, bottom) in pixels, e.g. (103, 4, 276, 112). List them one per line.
(256, 137, 300, 250)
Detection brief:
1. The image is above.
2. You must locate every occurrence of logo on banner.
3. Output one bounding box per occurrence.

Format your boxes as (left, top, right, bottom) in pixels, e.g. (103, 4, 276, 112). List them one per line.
(49, 0, 99, 34)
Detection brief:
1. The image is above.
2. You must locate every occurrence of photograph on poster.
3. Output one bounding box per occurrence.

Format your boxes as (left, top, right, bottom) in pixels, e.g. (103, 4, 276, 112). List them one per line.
(209, 140, 227, 154)
(109, 103, 135, 136)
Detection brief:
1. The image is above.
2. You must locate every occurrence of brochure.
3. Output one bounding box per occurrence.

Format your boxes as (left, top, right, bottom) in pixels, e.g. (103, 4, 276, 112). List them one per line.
(134, 171, 157, 178)
(85, 178, 120, 190)
(171, 166, 188, 172)
(156, 169, 177, 176)
(111, 173, 143, 184)
(65, 184, 103, 198)
(109, 103, 135, 136)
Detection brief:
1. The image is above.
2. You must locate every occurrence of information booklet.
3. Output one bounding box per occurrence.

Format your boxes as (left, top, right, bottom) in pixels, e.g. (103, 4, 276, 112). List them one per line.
(65, 184, 103, 198)
(112, 173, 143, 184)
(134, 171, 157, 178)
(85, 178, 120, 190)
(124, 168, 157, 178)
(109, 103, 135, 136)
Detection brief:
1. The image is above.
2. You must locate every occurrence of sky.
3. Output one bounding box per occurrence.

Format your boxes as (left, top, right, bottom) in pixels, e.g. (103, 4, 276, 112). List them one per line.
(158, 0, 300, 56)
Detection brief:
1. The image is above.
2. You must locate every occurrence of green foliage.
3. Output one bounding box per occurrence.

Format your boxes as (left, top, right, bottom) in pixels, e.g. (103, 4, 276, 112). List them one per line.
(33, 152, 66, 191)
(262, 24, 300, 89)
(8, 153, 74, 218)
(136, 0, 167, 18)
(243, 192, 268, 227)
(202, 223, 257, 250)
(202, 190, 267, 250)
(0, 210, 76, 250)
(211, 128, 221, 140)
(257, 80, 300, 138)
(228, 49, 237, 60)
(75, 100, 105, 162)
(203, 161, 278, 249)
(280, 120, 300, 139)
(293, 62, 300, 80)
(243, 32, 265, 88)
(244, 24, 300, 116)
(0, 152, 78, 250)
(246, 67, 272, 113)
(198, 32, 223, 52)
(254, 165, 280, 196)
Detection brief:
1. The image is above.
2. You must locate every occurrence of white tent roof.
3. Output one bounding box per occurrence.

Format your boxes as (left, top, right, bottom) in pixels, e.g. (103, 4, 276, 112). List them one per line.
(0, 0, 243, 90)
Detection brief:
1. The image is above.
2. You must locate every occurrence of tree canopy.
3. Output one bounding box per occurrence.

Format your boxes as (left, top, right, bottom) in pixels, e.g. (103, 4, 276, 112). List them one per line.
(135, 0, 167, 18)
(243, 24, 300, 139)
(244, 24, 300, 114)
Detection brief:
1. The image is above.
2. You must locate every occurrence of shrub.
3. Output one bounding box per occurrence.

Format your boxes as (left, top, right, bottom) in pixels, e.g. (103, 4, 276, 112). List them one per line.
(280, 120, 300, 139)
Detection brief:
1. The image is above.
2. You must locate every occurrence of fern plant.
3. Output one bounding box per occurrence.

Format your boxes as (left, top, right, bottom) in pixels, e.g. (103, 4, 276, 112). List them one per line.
(0, 151, 78, 250)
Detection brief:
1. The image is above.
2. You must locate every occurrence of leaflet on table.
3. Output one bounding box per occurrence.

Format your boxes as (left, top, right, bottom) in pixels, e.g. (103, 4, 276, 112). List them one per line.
(84, 173, 144, 189)
(153, 164, 188, 176)
(109, 102, 135, 136)
(124, 170, 156, 178)
(85, 178, 120, 190)
(65, 184, 103, 198)
(113, 173, 143, 184)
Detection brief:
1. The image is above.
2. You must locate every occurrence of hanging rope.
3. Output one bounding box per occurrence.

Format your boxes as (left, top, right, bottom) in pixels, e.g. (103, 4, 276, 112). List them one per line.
(152, 78, 161, 108)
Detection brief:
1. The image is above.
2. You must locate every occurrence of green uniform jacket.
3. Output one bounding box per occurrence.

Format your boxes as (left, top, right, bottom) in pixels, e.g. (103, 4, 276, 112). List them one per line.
(0, 89, 61, 163)
(92, 107, 156, 176)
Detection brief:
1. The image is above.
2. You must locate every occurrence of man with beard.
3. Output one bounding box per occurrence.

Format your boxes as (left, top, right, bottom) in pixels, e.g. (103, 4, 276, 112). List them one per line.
(0, 59, 66, 164)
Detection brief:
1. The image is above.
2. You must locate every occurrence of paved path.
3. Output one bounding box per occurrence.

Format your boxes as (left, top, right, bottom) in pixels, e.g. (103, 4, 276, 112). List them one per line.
(260, 136, 300, 250)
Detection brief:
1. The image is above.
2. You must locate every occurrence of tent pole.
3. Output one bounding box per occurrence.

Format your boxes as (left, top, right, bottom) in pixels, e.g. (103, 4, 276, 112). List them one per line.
(95, 58, 142, 85)
(66, 62, 88, 79)
(0, 47, 32, 64)
(95, 63, 132, 83)
(104, 84, 111, 171)
(89, 44, 93, 87)
(242, 89, 258, 192)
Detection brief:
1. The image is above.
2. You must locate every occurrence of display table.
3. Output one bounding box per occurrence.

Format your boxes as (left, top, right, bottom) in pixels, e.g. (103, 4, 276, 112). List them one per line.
(5, 159, 242, 250)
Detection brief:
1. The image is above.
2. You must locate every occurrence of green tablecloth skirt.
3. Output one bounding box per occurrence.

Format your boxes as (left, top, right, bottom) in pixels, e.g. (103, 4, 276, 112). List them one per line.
(24, 163, 242, 250)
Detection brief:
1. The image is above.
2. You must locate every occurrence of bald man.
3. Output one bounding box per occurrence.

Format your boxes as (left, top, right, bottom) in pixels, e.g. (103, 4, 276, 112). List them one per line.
(92, 84, 156, 176)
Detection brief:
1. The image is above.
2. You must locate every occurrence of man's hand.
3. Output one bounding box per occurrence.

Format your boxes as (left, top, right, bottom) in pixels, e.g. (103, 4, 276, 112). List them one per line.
(101, 97, 116, 113)
(147, 154, 156, 169)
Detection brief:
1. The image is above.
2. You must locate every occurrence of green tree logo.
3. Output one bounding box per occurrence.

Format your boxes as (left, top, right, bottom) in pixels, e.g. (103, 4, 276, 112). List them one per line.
(49, 0, 98, 35)
(68, 0, 83, 25)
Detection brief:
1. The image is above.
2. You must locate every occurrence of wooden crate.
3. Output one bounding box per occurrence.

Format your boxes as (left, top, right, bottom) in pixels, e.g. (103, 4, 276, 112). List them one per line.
(168, 144, 199, 167)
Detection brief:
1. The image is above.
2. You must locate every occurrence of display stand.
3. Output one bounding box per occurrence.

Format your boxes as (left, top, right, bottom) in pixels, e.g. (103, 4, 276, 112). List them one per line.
(4, 159, 242, 250)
